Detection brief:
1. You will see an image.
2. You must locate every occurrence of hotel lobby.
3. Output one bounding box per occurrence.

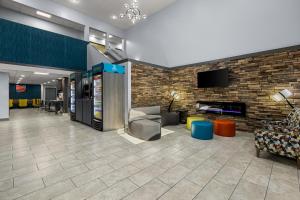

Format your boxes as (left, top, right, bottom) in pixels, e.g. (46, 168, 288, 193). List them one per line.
(0, 0, 299, 200)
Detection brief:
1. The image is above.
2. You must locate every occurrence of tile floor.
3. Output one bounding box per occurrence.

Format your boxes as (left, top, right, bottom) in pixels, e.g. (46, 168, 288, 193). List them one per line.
(0, 109, 299, 200)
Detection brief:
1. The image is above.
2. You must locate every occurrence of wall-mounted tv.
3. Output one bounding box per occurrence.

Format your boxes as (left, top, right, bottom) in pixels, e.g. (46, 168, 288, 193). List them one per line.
(16, 85, 26, 93)
(197, 68, 229, 88)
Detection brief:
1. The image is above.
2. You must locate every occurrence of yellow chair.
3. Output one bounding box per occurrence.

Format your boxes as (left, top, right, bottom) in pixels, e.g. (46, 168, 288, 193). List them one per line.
(32, 99, 41, 107)
(19, 99, 28, 108)
(9, 99, 13, 108)
(186, 116, 206, 130)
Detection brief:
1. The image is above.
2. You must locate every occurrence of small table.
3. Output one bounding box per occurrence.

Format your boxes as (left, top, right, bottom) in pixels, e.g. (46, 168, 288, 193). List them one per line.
(47, 100, 63, 114)
(161, 112, 180, 126)
(177, 110, 188, 124)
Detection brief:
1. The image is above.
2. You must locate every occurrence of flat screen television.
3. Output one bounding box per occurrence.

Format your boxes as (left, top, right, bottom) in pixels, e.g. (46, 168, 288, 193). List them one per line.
(197, 68, 229, 88)
(16, 85, 26, 93)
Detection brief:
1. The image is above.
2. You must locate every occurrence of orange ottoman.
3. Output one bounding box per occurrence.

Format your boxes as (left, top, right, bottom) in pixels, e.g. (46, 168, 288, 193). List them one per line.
(214, 119, 236, 137)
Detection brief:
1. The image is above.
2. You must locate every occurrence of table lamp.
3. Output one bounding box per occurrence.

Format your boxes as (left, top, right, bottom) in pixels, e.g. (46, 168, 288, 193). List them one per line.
(271, 89, 294, 109)
(168, 91, 180, 112)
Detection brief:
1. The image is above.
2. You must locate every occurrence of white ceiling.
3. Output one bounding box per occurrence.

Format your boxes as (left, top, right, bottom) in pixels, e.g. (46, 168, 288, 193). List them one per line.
(0, 0, 84, 31)
(0, 63, 74, 85)
(48, 0, 178, 29)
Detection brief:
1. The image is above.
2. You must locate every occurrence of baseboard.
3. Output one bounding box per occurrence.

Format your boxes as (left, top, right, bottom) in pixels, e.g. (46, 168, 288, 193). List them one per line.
(0, 118, 9, 121)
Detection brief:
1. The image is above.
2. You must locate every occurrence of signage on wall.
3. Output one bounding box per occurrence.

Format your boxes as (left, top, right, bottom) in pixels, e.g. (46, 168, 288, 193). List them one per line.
(16, 85, 26, 93)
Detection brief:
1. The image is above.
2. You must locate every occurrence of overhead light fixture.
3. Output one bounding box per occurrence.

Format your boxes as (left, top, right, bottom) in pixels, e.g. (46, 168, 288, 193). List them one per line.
(108, 35, 113, 38)
(70, 0, 80, 4)
(47, 81, 51, 84)
(36, 11, 52, 18)
(103, 33, 106, 37)
(20, 75, 25, 77)
(116, 0, 147, 24)
(112, 15, 118, 20)
(34, 72, 49, 75)
(52, 80, 56, 82)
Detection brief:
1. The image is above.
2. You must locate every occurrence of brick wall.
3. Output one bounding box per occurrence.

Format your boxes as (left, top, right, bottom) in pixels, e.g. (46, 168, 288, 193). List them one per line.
(131, 48, 300, 131)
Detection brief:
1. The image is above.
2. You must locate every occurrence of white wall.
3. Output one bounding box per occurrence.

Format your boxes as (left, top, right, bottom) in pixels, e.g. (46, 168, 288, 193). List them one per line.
(0, 7, 83, 39)
(14, 0, 124, 38)
(87, 44, 111, 70)
(126, 0, 300, 67)
(0, 72, 9, 119)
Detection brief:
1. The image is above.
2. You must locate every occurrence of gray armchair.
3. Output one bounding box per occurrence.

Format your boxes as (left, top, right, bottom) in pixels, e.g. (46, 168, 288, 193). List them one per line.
(128, 106, 161, 141)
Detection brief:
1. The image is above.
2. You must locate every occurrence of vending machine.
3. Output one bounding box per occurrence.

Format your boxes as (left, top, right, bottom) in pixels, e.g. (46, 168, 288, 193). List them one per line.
(92, 63, 125, 131)
(69, 72, 82, 121)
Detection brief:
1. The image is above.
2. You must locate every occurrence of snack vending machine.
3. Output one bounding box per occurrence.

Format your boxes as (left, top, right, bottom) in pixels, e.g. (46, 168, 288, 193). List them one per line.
(92, 63, 125, 131)
(70, 72, 82, 121)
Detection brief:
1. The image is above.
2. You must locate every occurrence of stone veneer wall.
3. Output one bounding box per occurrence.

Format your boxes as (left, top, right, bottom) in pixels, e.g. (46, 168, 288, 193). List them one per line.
(131, 48, 300, 131)
(131, 63, 170, 111)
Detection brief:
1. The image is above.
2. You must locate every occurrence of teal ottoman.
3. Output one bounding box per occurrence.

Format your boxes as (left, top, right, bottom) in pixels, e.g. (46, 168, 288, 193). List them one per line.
(191, 121, 213, 140)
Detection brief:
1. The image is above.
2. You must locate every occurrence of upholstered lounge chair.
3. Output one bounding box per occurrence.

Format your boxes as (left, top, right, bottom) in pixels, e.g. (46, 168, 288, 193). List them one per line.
(255, 108, 300, 168)
(128, 106, 161, 141)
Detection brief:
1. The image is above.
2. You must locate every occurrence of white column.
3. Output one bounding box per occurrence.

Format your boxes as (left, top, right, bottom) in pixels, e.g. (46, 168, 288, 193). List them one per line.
(0, 72, 9, 120)
(124, 61, 132, 127)
(84, 25, 90, 42)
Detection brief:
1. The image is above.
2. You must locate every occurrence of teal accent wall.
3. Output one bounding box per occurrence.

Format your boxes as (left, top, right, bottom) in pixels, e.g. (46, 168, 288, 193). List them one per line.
(9, 84, 41, 99)
(0, 18, 87, 71)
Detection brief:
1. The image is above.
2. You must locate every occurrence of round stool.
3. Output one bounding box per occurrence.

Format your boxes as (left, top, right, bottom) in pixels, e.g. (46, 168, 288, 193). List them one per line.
(186, 116, 205, 130)
(191, 121, 213, 140)
(214, 119, 236, 137)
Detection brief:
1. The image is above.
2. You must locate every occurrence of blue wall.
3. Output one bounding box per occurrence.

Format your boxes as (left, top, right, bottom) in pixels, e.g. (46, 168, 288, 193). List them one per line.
(9, 84, 41, 99)
(0, 18, 87, 71)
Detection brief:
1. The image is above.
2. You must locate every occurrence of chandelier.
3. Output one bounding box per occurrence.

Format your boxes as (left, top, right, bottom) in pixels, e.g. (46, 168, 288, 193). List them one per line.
(118, 0, 147, 24)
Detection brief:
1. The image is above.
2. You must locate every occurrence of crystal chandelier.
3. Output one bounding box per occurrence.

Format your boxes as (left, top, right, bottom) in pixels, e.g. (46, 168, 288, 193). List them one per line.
(118, 0, 147, 24)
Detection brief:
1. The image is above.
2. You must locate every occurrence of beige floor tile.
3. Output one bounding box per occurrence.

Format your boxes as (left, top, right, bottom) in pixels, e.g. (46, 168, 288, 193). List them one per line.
(53, 179, 107, 200)
(14, 163, 63, 187)
(43, 164, 88, 186)
(110, 155, 141, 169)
(265, 191, 300, 200)
(159, 178, 202, 200)
(214, 166, 245, 185)
(18, 180, 75, 200)
(158, 164, 191, 186)
(0, 179, 44, 200)
(100, 164, 140, 186)
(195, 179, 235, 200)
(87, 179, 138, 200)
(71, 164, 113, 186)
(0, 179, 13, 192)
(185, 159, 223, 187)
(85, 154, 119, 170)
(230, 179, 267, 200)
(129, 164, 167, 186)
(123, 179, 170, 200)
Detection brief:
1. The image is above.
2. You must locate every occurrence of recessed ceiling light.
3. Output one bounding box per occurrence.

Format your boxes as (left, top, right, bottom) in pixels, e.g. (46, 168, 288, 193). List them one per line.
(112, 15, 118, 20)
(52, 80, 56, 82)
(47, 81, 51, 84)
(108, 35, 113, 38)
(34, 72, 49, 75)
(103, 33, 106, 37)
(20, 75, 25, 77)
(70, 0, 80, 4)
(36, 11, 51, 18)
